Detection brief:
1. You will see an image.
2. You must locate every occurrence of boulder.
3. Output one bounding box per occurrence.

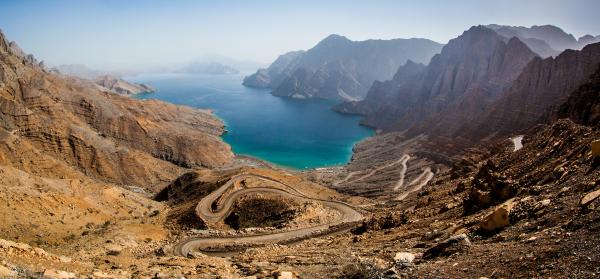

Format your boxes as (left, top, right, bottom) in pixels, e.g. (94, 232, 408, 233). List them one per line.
(274, 271, 297, 279)
(105, 244, 123, 256)
(0, 264, 16, 277)
(480, 201, 515, 231)
(393, 252, 415, 268)
(42, 269, 76, 279)
(581, 189, 600, 207)
(423, 234, 471, 259)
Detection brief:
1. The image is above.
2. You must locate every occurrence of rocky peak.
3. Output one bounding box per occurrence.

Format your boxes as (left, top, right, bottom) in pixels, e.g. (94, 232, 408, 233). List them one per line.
(317, 34, 352, 48)
(578, 34, 600, 47)
(420, 26, 531, 102)
(8, 41, 26, 58)
(392, 60, 426, 82)
(436, 25, 503, 63)
(0, 29, 9, 54)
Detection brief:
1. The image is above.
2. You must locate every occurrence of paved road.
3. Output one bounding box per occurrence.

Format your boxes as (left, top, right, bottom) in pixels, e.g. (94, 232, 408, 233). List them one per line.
(173, 174, 363, 256)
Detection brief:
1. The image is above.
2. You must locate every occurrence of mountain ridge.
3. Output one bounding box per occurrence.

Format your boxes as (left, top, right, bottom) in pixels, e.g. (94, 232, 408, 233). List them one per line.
(335, 26, 538, 135)
(243, 34, 444, 101)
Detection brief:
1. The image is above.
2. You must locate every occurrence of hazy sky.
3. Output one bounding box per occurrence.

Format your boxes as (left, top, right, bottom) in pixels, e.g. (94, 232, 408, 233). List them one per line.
(1, 0, 599, 70)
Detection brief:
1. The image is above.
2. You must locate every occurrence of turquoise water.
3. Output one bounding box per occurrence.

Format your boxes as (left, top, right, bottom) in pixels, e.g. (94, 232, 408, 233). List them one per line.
(130, 73, 373, 169)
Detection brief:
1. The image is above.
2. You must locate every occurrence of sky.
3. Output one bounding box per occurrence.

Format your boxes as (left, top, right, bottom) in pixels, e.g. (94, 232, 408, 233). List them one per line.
(1, 0, 599, 70)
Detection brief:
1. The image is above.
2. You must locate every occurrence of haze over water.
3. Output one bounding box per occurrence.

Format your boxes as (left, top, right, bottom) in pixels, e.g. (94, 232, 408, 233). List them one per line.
(131, 73, 373, 169)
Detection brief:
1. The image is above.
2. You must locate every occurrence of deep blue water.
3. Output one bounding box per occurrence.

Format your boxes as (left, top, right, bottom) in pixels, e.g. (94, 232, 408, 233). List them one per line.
(130, 73, 373, 169)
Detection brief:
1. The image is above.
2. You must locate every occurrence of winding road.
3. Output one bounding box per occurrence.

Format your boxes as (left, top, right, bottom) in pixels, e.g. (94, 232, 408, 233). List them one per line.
(173, 174, 363, 256)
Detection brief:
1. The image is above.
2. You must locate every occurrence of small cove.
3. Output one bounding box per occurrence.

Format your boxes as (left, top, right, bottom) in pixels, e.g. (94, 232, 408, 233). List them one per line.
(131, 73, 373, 169)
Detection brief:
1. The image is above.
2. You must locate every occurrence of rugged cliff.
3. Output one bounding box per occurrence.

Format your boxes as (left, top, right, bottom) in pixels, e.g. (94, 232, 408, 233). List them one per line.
(336, 26, 537, 135)
(556, 66, 600, 127)
(464, 42, 600, 139)
(243, 34, 443, 101)
(0, 30, 233, 192)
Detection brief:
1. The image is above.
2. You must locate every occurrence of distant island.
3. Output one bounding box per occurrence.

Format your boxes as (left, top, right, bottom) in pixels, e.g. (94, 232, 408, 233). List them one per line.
(54, 64, 155, 95)
(94, 75, 155, 95)
(179, 62, 240, 75)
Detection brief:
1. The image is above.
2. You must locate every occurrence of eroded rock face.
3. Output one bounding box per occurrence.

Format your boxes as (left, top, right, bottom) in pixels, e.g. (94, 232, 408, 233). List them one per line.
(556, 66, 600, 128)
(0, 30, 233, 192)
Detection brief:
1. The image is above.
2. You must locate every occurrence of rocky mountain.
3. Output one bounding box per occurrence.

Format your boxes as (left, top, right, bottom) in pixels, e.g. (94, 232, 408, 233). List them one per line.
(94, 74, 155, 95)
(179, 61, 240, 75)
(465, 42, 600, 139)
(336, 26, 537, 135)
(0, 30, 233, 192)
(243, 35, 443, 101)
(487, 24, 600, 57)
(242, 50, 304, 88)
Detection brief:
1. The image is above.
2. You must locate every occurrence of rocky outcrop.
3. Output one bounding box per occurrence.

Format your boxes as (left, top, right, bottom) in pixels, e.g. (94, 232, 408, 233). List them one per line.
(463, 161, 515, 213)
(94, 75, 154, 95)
(0, 30, 233, 192)
(243, 35, 443, 101)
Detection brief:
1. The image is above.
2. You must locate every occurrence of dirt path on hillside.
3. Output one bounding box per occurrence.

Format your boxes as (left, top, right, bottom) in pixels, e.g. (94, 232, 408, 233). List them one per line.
(511, 135, 524, 151)
(340, 155, 411, 186)
(392, 155, 411, 191)
(396, 167, 434, 201)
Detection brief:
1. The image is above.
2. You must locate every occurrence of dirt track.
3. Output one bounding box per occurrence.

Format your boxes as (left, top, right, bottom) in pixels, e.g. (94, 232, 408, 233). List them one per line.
(173, 174, 363, 256)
